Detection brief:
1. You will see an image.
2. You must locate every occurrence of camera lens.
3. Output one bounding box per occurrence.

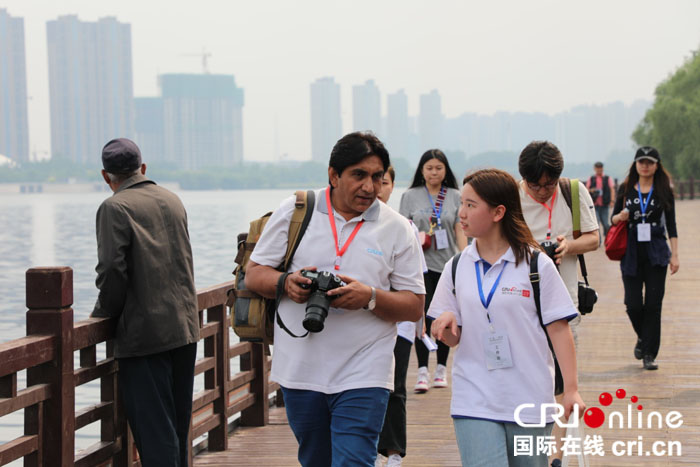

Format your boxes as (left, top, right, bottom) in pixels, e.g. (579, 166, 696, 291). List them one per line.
(303, 293, 330, 332)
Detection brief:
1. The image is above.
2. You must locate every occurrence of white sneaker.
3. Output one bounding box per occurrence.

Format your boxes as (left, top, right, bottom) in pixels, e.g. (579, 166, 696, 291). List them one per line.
(374, 454, 386, 467)
(433, 364, 448, 388)
(414, 366, 429, 393)
(386, 454, 402, 467)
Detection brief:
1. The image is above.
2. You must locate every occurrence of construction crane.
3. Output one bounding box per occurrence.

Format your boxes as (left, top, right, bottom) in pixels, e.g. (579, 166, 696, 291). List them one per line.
(181, 48, 212, 74)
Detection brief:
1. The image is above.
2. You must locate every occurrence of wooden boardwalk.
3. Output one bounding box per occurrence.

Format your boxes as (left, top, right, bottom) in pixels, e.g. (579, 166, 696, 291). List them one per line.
(195, 200, 700, 467)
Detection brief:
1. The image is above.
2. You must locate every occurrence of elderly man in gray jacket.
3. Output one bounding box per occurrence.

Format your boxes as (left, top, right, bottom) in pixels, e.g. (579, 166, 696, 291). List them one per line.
(91, 138, 200, 466)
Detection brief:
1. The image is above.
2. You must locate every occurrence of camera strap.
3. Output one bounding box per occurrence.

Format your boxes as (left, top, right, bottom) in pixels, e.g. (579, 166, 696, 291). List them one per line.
(275, 272, 309, 339)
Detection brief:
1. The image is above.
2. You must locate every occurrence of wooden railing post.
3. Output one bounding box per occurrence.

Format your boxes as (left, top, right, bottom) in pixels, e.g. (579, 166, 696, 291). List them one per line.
(240, 343, 269, 426)
(25, 267, 75, 467)
(689, 176, 695, 200)
(205, 305, 229, 451)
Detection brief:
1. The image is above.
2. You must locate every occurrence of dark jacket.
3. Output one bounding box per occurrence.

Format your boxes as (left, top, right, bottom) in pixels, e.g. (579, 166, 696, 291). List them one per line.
(92, 173, 199, 358)
(611, 185, 677, 277)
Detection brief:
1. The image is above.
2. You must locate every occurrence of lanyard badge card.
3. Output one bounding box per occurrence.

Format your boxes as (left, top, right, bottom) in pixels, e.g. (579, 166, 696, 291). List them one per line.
(426, 186, 449, 250)
(476, 261, 514, 370)
(636, 184, 653, 242)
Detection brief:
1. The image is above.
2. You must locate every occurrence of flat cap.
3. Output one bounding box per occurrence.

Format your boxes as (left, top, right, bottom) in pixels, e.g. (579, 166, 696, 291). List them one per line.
(102, 138, 142, 174)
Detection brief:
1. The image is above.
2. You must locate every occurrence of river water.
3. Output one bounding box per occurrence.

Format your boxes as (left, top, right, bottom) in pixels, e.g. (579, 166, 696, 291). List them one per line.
(0, 186, 405, 455)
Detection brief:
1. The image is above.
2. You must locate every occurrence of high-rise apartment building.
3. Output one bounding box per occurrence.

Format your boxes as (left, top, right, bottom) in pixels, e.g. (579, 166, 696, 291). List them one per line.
(352, 80, 381, 135)
(386, 89, 410, 160)
(46, 15, 133, 163)
(310, 77, 342, 162)
(419, 89, 444, 153)
(159, 73, 244, 169)
(0, 9, 30, 162)
(133, 97, 165, 163)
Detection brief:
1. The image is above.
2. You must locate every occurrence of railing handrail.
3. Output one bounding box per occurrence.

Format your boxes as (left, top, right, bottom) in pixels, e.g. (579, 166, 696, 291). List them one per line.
(0, 268, 274, 466)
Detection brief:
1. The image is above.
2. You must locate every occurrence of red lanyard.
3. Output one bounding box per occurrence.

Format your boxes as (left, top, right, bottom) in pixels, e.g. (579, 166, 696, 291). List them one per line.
(326, 187, 364, 270)
(526, 189, 557, 240)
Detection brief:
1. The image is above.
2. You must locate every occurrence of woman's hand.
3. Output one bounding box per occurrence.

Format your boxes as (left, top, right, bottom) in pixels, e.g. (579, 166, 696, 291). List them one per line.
(431, 312, 460, 347)
(614, 208, 629, 224)
(561, 390, 586, 420)
(670, 254, 680, 275)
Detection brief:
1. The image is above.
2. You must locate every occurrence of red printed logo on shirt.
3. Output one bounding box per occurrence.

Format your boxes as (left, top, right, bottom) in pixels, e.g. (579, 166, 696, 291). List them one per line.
(501, 287, 531, 298)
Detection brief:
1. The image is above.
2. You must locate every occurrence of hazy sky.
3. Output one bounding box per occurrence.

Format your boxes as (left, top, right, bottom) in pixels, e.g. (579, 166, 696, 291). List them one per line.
(3, 0, 700, 162)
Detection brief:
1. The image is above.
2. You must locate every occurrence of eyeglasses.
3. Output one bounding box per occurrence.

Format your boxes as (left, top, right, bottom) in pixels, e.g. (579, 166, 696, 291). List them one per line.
(526, 179, 558, 191)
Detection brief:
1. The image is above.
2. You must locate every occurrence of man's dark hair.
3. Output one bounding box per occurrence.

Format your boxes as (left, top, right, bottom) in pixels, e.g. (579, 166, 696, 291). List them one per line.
(518, 141, 564, 182)
(329, 132, 390, 177)
(594, 161, 604, 168)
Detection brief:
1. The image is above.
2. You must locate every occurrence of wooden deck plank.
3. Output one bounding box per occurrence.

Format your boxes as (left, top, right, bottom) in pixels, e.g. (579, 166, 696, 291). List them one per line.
(195, 200, 700, 466)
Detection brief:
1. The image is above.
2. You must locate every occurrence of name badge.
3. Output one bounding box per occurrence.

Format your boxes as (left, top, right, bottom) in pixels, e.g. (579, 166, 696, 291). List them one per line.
(637, 223, 651, 242)
(435, 229, 449, 250)
(483, 331, 514, 370)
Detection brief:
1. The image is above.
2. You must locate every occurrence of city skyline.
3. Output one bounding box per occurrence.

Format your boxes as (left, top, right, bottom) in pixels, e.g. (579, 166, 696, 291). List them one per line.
(0, 8, 29, 162)
(46, 14, 134, 164)
(1, 1, 700, 162)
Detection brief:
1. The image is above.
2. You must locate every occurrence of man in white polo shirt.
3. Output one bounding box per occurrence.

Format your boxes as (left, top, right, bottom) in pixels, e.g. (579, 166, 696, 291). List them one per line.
(246, 132, 425, 467)
(517, 140, 598, 467)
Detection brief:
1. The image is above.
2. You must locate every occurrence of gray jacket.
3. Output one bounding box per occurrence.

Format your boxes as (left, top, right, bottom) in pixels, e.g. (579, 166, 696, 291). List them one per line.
(92, 173, 200, 358)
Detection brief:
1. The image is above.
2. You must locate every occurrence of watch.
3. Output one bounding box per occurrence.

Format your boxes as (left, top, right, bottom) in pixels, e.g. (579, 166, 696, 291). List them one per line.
(365, 286, 377, 311)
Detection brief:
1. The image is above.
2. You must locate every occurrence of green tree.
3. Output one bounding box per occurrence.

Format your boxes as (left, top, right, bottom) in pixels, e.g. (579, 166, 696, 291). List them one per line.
(633, 48, 700, 177)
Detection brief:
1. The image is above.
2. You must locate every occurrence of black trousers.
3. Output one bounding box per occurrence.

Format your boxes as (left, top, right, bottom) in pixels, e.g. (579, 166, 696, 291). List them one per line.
(118, 343, 197, 467)
(378, 337, 412, 457)
(415, 270, 450, 368)
(622, 248, 668, 359)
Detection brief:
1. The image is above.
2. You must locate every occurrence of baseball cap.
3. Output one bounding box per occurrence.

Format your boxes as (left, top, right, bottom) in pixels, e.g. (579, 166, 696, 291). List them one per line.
(102, 138, 142, 174)
(634, 146, 660, 163)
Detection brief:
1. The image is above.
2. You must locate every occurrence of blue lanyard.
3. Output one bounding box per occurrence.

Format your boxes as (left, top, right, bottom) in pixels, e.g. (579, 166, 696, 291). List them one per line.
(475, 260, 508, 322)
(636, 183, 654, 222)
(424, 186, 444, 227)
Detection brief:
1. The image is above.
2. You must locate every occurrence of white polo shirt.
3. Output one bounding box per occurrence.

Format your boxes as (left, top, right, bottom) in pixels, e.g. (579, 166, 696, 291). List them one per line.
(427, 243, 576, 423)
(519, 180, 598, 306)
(251, 188, 426, 393)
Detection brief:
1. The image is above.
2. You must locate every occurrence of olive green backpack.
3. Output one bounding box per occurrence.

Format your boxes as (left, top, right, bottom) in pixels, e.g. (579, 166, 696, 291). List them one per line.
(228, 190, 315, 344)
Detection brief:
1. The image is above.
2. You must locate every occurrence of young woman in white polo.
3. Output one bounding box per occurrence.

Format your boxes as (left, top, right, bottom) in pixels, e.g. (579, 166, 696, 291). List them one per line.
(430, 169, 584, 467)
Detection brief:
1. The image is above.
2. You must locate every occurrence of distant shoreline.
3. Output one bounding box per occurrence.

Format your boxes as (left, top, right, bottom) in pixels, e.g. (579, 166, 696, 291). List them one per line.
(0, 182, 180, 194)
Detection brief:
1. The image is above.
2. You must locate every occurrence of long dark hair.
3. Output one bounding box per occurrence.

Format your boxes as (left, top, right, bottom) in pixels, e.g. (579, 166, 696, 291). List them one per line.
(409, 149, 459, 189)
(463, 169, 539, 266)
(620, 156, 674, 211)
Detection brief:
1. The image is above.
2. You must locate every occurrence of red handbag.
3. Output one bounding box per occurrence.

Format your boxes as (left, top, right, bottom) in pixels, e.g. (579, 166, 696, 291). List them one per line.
(605, 221, 628, 261)
(418, 231, 431, 250)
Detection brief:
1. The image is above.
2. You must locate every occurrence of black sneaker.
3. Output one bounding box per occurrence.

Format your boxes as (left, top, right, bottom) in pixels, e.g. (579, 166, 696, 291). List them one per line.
(643, 356, 658, 370)
(634, 339, 643, 360)
(551, 459, 562, 467)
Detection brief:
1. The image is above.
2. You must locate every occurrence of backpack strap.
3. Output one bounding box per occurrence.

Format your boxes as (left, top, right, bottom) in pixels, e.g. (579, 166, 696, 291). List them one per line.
(450, 251, 462, 296)
(284, 190, 315, 270)
(275, 190, 316, 339)
(571, 179, 581, 237)
(558, 178, 590, 284)
(529, 251, 543, 326)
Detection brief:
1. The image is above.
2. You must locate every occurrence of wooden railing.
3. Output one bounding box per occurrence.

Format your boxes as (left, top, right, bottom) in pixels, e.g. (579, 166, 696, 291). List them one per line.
(0, 267, 279, 466)
(678, 177, 699, 200)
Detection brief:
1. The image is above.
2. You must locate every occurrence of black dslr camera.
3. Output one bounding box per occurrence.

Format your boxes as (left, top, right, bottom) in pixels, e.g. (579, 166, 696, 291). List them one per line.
(299, 270, 344, 333)
(540, 240, 559, 262)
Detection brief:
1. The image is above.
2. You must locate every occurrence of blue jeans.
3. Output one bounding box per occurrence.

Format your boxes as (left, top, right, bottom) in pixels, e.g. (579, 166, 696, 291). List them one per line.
(281, 386, 390, 467)
(595, 205, 610, 240)
(453, 418, 553, 467)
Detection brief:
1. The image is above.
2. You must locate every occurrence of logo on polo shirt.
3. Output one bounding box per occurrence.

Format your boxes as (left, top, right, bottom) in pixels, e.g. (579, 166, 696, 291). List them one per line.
(366, 248, 384, 257)
(501, 286, 530, 297)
